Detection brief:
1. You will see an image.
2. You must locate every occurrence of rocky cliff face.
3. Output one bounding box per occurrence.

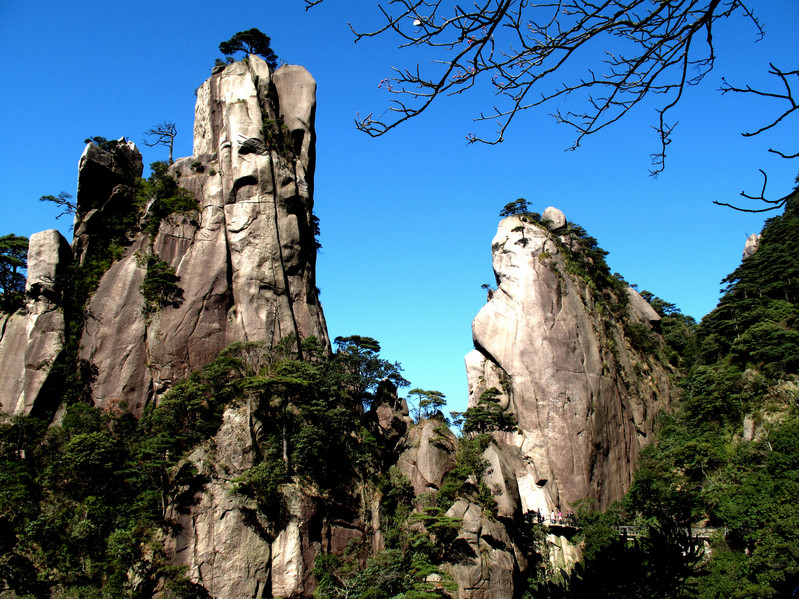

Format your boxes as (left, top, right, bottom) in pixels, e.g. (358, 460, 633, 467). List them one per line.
(0, 55, 328, 419)
(0, 57, 675, 599)
(466, 211, 671, 514)
(0, 230, 72, 417)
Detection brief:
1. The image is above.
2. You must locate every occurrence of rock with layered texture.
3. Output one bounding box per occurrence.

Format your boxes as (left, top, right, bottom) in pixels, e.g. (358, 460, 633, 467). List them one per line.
(446, 499, 519, 599)
(466, 211, 671, 513)
(78, 56, 328, 416)
(0, 229, 72, 416)
(396, 418, 457, 497)
(164, 405, 272, 599)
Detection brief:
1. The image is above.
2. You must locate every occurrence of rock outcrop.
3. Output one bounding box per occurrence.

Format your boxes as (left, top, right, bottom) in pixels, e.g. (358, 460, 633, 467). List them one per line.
(0, 56, 328, 419)
(0, 229, 72, 416)
(743, 232, 760, 258)
(0, 54, 676, 599)
(466, 213, 671, 514)
(396, 419, 457, 497)
(446, 498, 519, 599)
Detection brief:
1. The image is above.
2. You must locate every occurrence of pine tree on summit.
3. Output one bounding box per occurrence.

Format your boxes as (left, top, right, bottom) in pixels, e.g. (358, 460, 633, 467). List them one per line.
(218, 28, 279, 70)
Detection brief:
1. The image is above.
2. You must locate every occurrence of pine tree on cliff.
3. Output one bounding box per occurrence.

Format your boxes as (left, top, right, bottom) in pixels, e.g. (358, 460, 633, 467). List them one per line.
(218, 28, 278, 70)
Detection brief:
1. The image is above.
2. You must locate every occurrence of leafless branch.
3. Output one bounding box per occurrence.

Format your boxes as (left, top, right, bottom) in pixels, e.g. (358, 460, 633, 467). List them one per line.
(331, 0, 762, 175)
(720, 63, 797, 155)
(143, 121, 178, 164)
(768, 148, 799, 160)
(713, 169, 794, 213)
(715, 64, 798, 211)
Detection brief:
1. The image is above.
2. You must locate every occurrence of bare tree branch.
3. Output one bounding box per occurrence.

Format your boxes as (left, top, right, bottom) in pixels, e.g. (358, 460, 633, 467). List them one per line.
(713, 169, 795, 213)
(714, 64, 798, 211)
(143, 122, 178, 164)
(720, 63, 797, 148)
(318, 0, 762, 175)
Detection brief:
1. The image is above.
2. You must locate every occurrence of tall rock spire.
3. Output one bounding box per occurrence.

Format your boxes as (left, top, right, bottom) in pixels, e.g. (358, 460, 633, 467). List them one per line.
(466, 212, 672, 512)
(0, 56, 328, 418)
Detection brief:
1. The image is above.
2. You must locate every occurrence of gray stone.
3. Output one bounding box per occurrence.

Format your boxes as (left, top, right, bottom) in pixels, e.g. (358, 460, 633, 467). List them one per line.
(0, 312, 27, 415)
(743, 233, 760, 258)
(446, 499, 518, 599)
(467, 217, 672, 510)
(78, 57, 328, 414)
(165, 405, 271, 599)
(542, 206, 566, 230)
(396, 419, 457, 496)
(0, 230, 71, 417)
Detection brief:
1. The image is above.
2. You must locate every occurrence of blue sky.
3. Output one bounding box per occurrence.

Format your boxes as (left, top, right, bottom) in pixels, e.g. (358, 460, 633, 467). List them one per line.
(1, 1, 797, 414)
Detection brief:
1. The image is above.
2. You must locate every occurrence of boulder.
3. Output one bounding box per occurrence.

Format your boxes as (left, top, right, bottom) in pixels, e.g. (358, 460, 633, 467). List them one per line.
(396, 419, 457, 496)
(743, 233, 760, 258)
(541, 206, 566, 230)
(446, 499, 518, 599)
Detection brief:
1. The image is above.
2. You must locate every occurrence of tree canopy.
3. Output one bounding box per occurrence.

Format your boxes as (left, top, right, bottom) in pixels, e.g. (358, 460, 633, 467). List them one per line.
(219, 28, 279, 70)
(0, 234, 28, 313)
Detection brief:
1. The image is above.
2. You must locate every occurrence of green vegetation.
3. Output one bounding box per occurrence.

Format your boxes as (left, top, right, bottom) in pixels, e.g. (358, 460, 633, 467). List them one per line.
(408, 388, 447, 422)
(0, 332, 413, 596)
(3, 180, 795, 597)
(218, 28, 278, 70)
(137, 161, 198, 237)
(529, 190, 799, 597)
(138, 254, 183, 315)
(38, 191, 76, 220)
(437, 433, 496, 514)
(460, 387, 517, 435)
(314, 466, 459, 599)
(84, 136, 122, 152)
(0, 234, 28, 313)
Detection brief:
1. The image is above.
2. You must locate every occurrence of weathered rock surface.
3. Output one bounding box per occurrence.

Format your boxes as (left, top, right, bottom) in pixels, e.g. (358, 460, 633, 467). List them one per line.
(71, 56, 328, 416)
(743, 232, 760, 258)
(0, 312, 27, 415)
(0, 229, 72, 416)
(165, 405, 271, 599)
(466, 211, 671, 513)
(541, 206, 566, 230)
(396, 418, 457, 497)
(0, 56, 329, 419)
(446, 499, 518, 599)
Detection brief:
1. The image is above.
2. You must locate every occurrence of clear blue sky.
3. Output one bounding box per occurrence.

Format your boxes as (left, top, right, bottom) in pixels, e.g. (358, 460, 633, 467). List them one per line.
(1, 1, 796, 415)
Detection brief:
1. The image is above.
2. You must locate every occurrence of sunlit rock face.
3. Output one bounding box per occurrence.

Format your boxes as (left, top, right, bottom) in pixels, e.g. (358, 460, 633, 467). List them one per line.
(0, 56, 328, 420)
(0, 229, 72, 416)
(78, 56, 328, 417)
(466, 212, 672, 513)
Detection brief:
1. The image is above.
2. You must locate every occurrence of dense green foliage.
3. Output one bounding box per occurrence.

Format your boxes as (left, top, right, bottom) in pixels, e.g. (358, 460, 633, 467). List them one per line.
(0, 234, 28, 312)
(460, 387, 518, 435)
(314, 466, 459, 599)
(0, 332, 413, 596)
(138, 254, 183, 315)
(0, 348, 253, 596)
(218, 28, 278, 70)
